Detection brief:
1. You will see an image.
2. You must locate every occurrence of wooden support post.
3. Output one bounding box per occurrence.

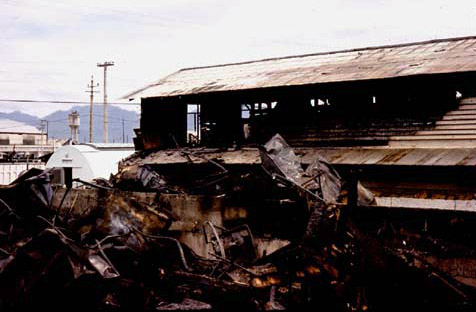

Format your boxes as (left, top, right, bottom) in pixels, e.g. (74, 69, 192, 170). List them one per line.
(348, 170, 358, 208)
(337, 170, 358, 234)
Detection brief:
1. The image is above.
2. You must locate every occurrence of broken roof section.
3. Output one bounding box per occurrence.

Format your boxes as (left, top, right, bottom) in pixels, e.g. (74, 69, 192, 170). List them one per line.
(125, 36, 476, 99)
(121, 147, 476, 168)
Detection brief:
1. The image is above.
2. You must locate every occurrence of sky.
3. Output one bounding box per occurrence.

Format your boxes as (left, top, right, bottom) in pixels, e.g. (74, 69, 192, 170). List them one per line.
(1, 0, 476, 117)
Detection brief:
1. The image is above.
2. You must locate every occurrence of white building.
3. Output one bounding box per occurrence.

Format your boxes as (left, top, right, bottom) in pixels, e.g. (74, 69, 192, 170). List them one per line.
(0, 118, 45, 145)
(0, 119, 53, 158)
(0, 119, 56, 185)
(46, 143, 135, 184)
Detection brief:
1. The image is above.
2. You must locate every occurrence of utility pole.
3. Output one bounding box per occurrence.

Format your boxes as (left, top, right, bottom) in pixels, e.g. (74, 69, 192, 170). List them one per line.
(39, 119, 48, 156)
(97, 61, 114, 143)
(122, 117, 125, 143)
(86, 76, 99, 143)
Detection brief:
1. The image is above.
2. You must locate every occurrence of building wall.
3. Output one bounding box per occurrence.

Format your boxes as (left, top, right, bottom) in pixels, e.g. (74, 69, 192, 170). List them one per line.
(141, 98, 187, 149)
(0, 163, 45, 185)
(0, 133, 47, 145)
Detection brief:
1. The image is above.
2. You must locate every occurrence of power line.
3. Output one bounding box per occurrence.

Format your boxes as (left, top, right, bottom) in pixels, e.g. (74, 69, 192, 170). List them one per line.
(45, 118, 69, 123)
(0, 99, 139, 105)
(44, 114, 137, 124)
(91, 114, 137, 123)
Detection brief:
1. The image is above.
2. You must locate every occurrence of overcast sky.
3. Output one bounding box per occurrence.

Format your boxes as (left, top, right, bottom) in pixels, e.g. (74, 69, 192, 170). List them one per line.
(1, 0, 476, 117)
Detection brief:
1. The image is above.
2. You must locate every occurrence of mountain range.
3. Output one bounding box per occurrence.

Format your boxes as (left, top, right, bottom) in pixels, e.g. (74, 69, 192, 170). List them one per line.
(0, 106, 140, 143)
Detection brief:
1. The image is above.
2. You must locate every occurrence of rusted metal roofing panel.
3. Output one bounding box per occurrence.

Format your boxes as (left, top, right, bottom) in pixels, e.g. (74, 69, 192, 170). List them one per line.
(123, 147, 476, 167)
(124, 36, 476, 99)
(311, 148, 476, 166)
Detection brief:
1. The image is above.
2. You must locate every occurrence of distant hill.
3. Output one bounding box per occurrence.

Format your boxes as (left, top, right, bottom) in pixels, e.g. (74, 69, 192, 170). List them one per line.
(0, 106, 199, 143)
(0, 106, 139, 143)
(0, 111, 40, 127)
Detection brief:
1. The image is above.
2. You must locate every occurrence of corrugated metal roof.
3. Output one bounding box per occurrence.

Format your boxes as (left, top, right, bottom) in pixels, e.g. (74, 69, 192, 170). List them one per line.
(0, 119, 41, 134)
(125, 36, 476, 99)
(123, 147, 476, 167)
(305, 148, 476, 166)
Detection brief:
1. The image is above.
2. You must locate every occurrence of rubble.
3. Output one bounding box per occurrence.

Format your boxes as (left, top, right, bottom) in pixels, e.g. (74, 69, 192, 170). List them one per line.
(0, 137, 476, 311)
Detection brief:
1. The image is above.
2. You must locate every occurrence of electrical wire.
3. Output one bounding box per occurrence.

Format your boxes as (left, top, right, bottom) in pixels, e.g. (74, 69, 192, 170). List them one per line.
(91, 114, 137, 123)
(0, 98, 139, 106)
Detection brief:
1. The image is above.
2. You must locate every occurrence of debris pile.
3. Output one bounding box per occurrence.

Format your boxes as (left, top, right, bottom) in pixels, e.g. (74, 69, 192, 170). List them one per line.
(0, 135, 475, 311)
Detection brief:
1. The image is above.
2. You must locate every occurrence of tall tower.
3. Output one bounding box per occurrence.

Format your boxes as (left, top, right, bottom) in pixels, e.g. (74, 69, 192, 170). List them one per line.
(68, 111, 80, 143)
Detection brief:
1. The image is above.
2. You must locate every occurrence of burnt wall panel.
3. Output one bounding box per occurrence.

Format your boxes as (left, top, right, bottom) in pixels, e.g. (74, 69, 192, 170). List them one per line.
(141, 97, 187, 150)
(200, 96, 242, 147)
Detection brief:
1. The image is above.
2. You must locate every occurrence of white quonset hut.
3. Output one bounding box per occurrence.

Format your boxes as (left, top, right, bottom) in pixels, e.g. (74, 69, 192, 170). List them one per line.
(46, 143, 135, 184)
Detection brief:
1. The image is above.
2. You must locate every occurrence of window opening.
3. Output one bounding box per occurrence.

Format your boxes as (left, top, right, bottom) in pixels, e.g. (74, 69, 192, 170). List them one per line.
(187, 104, 201, 144)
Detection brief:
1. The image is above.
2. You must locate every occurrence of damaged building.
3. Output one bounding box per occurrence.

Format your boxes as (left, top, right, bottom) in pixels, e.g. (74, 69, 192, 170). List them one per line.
(123, 35, 476, 308)
(3, 36, 476, 311)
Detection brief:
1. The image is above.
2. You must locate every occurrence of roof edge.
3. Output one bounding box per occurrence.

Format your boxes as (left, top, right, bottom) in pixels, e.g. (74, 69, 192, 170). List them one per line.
(138, 70, 476, 100)
(180, 35, 476, 72)
(122, 35, 476, 100)
(120, 71, 181, 100)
